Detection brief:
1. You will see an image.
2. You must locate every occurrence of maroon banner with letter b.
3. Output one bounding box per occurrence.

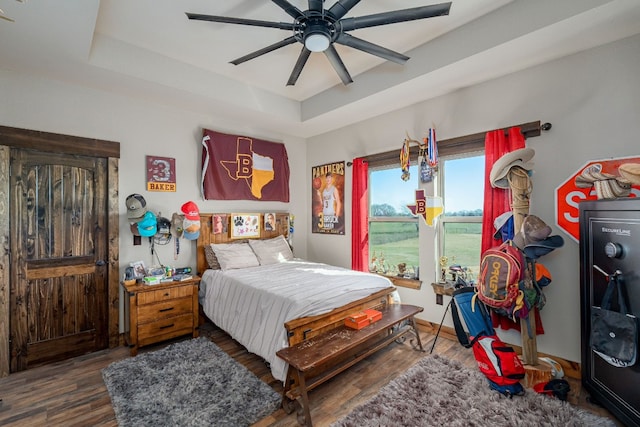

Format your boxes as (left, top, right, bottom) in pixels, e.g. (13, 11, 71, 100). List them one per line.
(201, 129, 290, 202)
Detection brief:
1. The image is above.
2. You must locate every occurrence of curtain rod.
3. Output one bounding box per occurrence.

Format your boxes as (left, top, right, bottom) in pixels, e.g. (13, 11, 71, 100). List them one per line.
(355, 120, 551, 166)
(438, 120, 550, 151)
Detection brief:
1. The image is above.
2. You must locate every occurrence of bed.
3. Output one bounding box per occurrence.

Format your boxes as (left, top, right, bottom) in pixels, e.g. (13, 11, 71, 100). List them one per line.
(196, 213, 396, 382)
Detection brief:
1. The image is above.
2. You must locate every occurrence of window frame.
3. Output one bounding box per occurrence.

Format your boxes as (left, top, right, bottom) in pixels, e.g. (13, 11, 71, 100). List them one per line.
(436, 150, 485, 282)
(367, 164, 420, 286)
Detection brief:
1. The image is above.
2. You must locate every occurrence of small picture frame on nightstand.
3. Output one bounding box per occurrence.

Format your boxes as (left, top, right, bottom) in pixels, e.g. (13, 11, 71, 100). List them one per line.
(130, 260, 146, 279)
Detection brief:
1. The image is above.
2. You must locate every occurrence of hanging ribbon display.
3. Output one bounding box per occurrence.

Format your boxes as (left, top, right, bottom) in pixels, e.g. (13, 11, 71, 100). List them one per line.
(400, 139, 411, 181)
(400, 128, 438, 183)
(427, 127, 439, 168)
(419, 127, 438, 183)
(419, 145, 433, 183)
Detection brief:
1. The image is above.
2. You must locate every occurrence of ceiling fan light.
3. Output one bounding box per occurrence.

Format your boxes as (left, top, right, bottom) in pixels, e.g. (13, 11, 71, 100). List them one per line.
(305, 33, 330, 52)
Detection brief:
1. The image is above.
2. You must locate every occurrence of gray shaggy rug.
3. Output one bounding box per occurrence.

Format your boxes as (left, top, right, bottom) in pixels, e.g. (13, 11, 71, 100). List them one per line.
(102, 337, 281, 426)
(332, 354, 616, 427)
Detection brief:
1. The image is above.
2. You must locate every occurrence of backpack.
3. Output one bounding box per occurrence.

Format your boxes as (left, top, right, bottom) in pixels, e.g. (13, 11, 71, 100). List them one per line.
(472, 334, 526, 397)
(475, 241, 524, 316)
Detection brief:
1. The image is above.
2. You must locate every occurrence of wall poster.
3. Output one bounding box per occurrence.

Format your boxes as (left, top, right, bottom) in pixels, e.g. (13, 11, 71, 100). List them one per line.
(146, 155, 176, 192)
(312, 161, 345, 235)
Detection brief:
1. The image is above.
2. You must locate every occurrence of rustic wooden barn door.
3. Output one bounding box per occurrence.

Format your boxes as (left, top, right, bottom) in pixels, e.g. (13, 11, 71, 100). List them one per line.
(9, 149, 109, 372)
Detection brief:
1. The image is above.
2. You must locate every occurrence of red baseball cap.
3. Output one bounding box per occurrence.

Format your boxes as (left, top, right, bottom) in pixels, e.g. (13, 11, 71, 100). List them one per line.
(181, 201, 200, 220)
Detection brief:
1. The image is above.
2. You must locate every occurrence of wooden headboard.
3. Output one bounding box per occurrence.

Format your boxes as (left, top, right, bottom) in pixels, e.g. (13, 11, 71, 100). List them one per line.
(196, 213, 290, 275)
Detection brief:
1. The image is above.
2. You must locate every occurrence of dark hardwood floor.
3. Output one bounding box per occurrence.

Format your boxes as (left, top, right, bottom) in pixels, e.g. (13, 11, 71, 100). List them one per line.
(0, 320, 619, 426)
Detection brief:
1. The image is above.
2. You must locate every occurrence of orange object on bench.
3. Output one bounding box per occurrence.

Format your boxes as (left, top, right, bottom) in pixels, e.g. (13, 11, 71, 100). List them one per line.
(344, 308, 383, 329)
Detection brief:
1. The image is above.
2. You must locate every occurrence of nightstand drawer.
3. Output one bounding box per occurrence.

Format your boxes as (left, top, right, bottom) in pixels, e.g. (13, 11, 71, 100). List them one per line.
(138, 314, 195, 342)
(137, 285, 194, 305)
(137, 297, 193, 324)
(121, 277, 200, 356)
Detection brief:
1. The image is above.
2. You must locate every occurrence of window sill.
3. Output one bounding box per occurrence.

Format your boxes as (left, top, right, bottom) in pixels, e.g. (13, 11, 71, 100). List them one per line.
(380, 275, 422, 290)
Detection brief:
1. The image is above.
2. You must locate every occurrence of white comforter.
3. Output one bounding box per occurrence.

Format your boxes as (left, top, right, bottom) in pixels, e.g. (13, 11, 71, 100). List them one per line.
(199, 259, 394, 382)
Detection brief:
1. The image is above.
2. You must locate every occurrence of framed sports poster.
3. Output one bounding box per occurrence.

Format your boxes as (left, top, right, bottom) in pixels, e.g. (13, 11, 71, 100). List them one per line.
(230, 213, 261, 239)
(146, 155, 176, 192)
(312, 161, 345, 235)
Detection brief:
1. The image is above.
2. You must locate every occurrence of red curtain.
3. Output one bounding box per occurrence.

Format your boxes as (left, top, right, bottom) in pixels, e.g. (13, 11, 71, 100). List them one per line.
(481, 127, 525, 254)
(482, 127, 544, 334)
(351, 158, 369, 271)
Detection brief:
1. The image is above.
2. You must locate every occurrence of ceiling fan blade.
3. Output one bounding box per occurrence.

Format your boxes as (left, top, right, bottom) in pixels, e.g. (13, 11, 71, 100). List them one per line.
(186, 12, 294, 31)
(308, 0, 323, 14)
(287, 48, 312, 86)
(324, 45, 353, 85)
(335, 33, 409, 64)
(271, 0, 305, 20)
(338, 2, 451, 31)
(231, 36, 297, 65)
(328, 0, 361, 21)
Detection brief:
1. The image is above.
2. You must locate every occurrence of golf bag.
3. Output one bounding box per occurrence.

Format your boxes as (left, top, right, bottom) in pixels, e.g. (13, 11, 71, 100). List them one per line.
(450, 286, 494, 348)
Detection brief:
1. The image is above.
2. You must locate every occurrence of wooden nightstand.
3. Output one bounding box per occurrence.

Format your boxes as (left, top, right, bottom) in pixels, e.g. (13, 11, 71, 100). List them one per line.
(121, 276, 200, 356)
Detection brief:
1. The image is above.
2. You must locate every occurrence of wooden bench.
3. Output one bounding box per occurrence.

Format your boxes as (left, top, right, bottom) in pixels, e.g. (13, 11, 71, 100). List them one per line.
(276, 304, 424, 427)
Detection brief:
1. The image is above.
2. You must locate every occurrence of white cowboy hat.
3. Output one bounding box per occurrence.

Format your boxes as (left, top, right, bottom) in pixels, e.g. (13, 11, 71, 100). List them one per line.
(490, 147, 535, 189)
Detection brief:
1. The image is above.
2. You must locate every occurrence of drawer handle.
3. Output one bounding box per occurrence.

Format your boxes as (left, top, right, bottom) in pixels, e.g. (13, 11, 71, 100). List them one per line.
(159, 307, 174, 313)
(160, 323, 175, 330)
(164, 293, 170, 297)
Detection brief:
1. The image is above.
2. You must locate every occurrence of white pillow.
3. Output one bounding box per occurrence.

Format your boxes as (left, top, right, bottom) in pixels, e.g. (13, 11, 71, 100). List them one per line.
(248, 235, 293, 265)
(211, 242, 260, 270)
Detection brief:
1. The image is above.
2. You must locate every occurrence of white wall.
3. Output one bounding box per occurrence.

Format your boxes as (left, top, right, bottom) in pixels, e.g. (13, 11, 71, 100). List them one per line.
(306, 33, 640, 363)
(0, 70, 308, 330)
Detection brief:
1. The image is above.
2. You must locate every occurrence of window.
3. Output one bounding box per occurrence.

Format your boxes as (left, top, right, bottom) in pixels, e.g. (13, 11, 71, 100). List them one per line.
(438, 154, 484, 283)
(368, 165, 419, 279)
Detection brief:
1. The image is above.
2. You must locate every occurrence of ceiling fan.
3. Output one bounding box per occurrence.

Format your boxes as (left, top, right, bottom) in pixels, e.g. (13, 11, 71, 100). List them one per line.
(1, 0, 26, 23)
(186, 0, 452, 86)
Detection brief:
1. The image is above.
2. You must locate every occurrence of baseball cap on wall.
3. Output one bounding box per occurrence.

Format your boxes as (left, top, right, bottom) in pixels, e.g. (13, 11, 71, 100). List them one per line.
(523, 235, 564, 260)
(126, 193, 147, 220)
(181, 201, 200, 221)
(156, 216, 171, 235)
(170, 212, 184, 238)
(493, 211, 514, 241)
(182, 217, 200, 240)
(137, 211, 157, 237)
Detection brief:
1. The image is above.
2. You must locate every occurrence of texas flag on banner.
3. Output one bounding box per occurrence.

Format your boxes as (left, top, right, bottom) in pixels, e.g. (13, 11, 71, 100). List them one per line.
(201, 129, 290, 202)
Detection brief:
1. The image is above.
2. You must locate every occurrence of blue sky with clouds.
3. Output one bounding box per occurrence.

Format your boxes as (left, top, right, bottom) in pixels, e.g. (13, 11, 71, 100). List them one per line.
(370, 155, 485, 214)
